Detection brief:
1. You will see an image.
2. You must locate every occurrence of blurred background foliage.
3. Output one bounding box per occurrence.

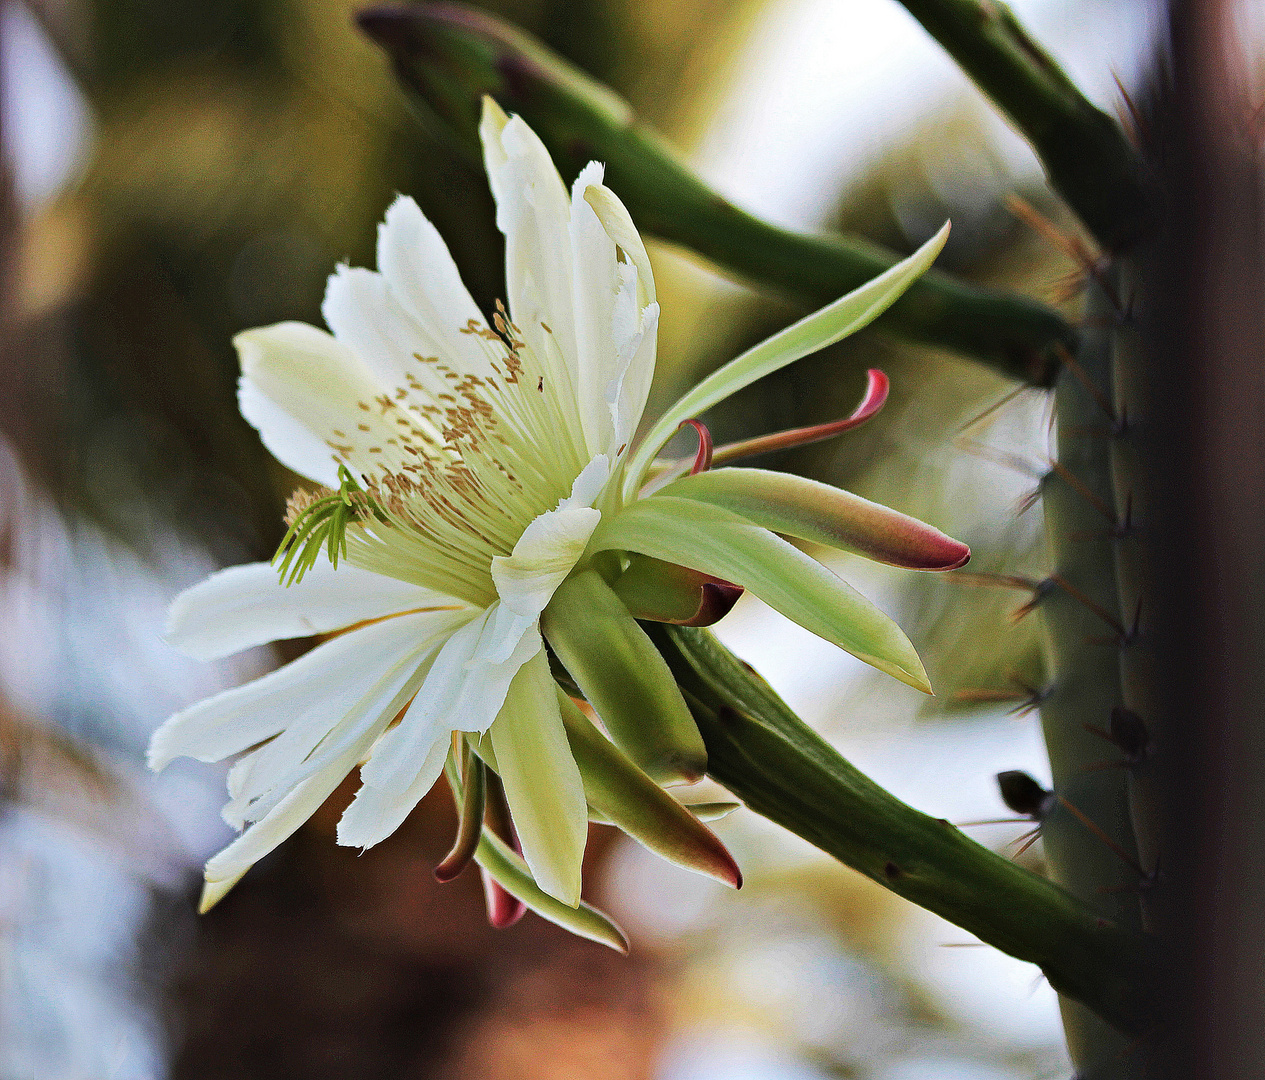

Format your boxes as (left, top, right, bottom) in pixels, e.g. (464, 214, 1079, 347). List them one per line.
(0, 0, 1160, 1077)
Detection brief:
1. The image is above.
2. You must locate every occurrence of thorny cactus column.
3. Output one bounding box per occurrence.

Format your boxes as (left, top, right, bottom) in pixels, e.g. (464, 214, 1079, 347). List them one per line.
(887, 4, 1162, 1075)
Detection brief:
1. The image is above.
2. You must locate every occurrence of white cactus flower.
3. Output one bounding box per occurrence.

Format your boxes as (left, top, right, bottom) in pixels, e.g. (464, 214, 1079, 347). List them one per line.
(149, 98, 961, 938)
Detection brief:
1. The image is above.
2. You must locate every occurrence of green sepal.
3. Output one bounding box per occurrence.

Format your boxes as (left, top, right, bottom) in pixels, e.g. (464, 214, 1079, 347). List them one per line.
(443, 756, 629, 952)
(557, 688, 741, 888)
(487, 649, 587, 907)
(624, 225, 949, 499)
(590, 497, 931, 693)
(658, 468, 970, 571)
(610, 553, 743, 625)
(541, 570, 707, 783)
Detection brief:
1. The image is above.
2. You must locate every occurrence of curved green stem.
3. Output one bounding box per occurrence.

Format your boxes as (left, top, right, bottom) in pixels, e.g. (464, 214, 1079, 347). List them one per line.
(358, 2, 1074, 384)
(650, 622, 1155, 1039)
(890, 0, 1153, 252)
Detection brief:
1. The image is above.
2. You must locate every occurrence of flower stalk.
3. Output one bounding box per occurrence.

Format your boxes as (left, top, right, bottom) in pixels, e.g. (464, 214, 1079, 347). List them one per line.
(651, 622, 1156, 1038)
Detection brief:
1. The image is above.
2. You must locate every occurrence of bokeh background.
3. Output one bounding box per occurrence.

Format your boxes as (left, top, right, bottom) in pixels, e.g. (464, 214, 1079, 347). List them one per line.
(0, 1, 1173, 1077)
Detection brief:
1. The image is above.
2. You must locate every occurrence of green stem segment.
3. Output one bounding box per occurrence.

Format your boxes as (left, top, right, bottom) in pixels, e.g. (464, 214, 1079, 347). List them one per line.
(649, 622, 1154, 1039)
(891, 0, 1152, 251)
(1037, 283, 1148, 1076)
(358, 2, 1073, 384)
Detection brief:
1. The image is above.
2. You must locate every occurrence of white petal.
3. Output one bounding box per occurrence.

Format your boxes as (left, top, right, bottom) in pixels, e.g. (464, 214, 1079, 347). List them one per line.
(609, 300, 658, 455)
(375, 194, 495, 374)
(355, 604, 542, 799)
(488, 649, 587, 906)
(228, 618, 458, 831)
(480, 99, 579, 384)
(562, 454, 611, 510)
(148, 608, 464, 770)
(235, 321, 408, 482)
(166, 558, 467, 661)
(322, 264, 494, 420)
(335, 729, 450, 848)
(569, 161, 622, 455)
(583, 184, 657, 305)
(490, 503, 601, 618)
(237, 376, 340, 488)
(202, 740, 364, 894)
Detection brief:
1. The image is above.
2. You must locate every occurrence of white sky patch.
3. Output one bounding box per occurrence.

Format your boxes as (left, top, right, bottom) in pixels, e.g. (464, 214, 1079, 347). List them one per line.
(0, 0, 93, 211)
(692, 0, 1163, 231)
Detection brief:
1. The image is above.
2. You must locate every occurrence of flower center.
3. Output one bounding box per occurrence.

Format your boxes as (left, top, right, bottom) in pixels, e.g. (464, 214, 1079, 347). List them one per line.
(281, 311, 595, 607)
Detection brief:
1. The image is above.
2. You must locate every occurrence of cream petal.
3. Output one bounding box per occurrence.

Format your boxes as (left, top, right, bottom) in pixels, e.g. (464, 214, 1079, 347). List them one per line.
(609, 300, 658, 456)
(488, 649, 587, 906)
(218, 628, 447, 825)
(480, 100, 580, 387)
(335, 728, 449, 848)
(563, 453, 611, 510)
(202, 739, 366, 898)
(166, 557, 467, 661)
(490, 502, 601, 618)
(148, 609, 461, 770)
(322, 264, 492, 423)
(235, 322, 408, 483)
(237, 376, 340, 488)
(582, 184, 657, 306)
(375, 194, 496, 374)
(569, 161, 622, 456)
(354, 603, 541, 801)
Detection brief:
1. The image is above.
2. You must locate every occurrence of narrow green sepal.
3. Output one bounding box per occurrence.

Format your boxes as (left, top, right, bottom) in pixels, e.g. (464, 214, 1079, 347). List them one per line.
(444, 757, 628, 950)
(542, 570, 707, 783)
(590, 497, 932, 693)
(475, 830, 629, 952)
(610, 553, 743, 625)
(658, 468, 970, 571)
(435, 735, 486, 883)
(558, 688, 741, 888)
(625, 225, 949, 498)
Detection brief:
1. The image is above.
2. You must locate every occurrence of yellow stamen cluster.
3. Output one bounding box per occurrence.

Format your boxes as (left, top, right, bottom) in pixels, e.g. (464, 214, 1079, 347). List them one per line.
(281, 311, 596, 607)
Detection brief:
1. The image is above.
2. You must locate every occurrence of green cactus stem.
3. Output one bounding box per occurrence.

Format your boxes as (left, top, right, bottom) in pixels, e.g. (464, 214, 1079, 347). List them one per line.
(649, 622, 1155, 1039)
(358, 2, 1073, 384)
(1036, 281, 1150, 1076)
(891, 0, 1153, 252)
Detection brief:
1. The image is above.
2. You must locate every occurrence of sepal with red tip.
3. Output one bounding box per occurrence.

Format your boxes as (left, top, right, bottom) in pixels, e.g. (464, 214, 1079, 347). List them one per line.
(558, 688, 742, 889)
(658, 468, 970, 571)
(611, 554, 744, 626)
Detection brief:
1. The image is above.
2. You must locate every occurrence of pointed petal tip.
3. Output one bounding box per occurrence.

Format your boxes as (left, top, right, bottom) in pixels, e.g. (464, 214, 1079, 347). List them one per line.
(707, 843, 743, 890)
(198, 870, 246, 914)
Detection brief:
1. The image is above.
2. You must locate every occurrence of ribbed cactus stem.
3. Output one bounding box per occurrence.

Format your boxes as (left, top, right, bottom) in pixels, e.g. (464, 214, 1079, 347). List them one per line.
(1107, 258, 1162, 933)
(1039, 282, 1145, 1077)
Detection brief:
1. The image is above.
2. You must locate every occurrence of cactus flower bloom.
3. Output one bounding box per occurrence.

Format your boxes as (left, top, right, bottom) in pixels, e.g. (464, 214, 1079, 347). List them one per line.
(149, 99, 966, 940)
